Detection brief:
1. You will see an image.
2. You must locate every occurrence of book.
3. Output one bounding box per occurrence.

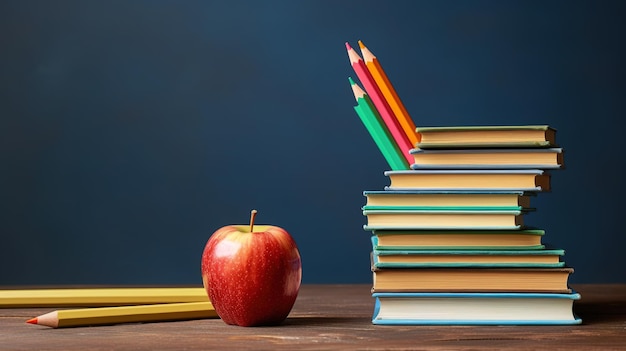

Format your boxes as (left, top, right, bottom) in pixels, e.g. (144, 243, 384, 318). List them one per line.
(384, 169, 551, 191)
(363, 207, 527, 230)
(371, 238, 564, 268)
(371, 267, 574, 293)
(350, 77, 410, 170)
(416, 125, 557, 149)
(0, 287, 208, 307)
(363, 190, 531, 208)
(409, 148, 564, 169)
(26, 301, 217, 328)
(371, 229, 546, 250)
(371, 292, 581, 325)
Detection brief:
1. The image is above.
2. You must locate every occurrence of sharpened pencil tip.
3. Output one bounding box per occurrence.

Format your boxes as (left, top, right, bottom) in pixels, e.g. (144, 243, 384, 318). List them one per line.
(345, 42, 352, 50)
(348, 77, 356, 85)
(26, 318, 38, 325)
(358, 40, 365, 49)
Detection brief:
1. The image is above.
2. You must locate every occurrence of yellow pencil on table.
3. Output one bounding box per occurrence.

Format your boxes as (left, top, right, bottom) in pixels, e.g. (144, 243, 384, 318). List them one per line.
(358, 40, 419, 146)
(26, 301, 218, 328)
(0, 287, 208, 307)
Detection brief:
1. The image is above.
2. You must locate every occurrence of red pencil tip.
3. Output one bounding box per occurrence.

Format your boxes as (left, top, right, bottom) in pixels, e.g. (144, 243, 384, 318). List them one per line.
(26, 318, 38, 325)
(345, 42, 352, 50)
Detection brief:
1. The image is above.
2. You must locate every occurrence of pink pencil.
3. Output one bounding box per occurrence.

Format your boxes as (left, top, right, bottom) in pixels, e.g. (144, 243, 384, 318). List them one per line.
(345, 42, 413, 165)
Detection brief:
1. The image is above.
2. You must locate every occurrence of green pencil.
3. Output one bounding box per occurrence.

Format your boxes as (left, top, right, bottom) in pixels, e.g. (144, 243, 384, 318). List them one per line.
(349, 77, 410, 170)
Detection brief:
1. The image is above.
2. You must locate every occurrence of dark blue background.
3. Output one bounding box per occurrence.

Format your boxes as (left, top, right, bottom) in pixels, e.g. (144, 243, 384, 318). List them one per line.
(2, 1, 624, 285)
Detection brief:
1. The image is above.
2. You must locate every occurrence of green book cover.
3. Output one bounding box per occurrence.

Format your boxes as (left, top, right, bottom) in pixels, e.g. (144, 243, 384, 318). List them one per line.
(371, 237, 565, 268)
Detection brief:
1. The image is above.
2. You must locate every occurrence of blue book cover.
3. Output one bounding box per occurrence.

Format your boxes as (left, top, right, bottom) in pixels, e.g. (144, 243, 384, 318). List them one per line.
(372, 291, 581, 325)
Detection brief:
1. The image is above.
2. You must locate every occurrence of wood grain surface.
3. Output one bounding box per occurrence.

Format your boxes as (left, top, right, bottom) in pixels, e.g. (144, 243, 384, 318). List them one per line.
(1, 284, 624, 350)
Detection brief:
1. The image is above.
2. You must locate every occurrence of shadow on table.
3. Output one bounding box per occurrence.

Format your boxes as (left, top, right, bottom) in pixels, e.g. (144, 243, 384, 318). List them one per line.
(575, 301, 626, 325)
(281, 316, 367, 327)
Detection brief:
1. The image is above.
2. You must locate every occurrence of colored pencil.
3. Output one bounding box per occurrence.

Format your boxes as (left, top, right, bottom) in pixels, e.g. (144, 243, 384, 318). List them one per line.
(26, 301, 218, 328)
(0, 287, 208, 307)
(358, 40, 419, 146)
(346, 42, 414, 165)
(350, 77, 410, 170)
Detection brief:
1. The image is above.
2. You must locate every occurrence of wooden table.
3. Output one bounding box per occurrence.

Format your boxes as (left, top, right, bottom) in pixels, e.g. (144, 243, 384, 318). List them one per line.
(1, 284, 624, 350)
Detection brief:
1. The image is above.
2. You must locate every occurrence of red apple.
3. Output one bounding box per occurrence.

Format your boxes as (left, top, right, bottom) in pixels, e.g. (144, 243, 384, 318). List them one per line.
(201, 210, 302, 326)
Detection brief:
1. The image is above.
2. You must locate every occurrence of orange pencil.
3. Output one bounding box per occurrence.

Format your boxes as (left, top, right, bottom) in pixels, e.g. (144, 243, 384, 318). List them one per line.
(358, 40, 419, 145)
(346, 42, 414, 165)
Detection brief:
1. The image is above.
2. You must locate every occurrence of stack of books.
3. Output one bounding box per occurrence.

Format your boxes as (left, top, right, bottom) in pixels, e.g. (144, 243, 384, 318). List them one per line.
(362, 125, 581, 325)
(345, 40, 580, 325)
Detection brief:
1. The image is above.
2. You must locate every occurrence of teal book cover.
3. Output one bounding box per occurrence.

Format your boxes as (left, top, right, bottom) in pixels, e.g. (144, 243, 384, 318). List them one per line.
(371, 236, 565, 268)
(372, 291, 581, 325)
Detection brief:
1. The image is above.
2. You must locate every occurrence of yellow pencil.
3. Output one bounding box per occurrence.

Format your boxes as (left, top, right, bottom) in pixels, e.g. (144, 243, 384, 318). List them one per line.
(0, 287, 208, 307)
(358, 40, 419, 145)
(26, 301, 218, 328)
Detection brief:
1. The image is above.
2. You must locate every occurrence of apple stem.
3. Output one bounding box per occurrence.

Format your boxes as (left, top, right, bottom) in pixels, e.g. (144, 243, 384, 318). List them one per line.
(249, 209, 258, 233)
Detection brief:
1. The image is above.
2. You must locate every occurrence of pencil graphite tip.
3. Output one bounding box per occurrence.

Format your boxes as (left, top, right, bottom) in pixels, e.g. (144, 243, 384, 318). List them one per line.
(26, 317, 38, 325)
(345, 42, 352, 51)
(358, 40, 365, 49)
(348, 77, 356, 85)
